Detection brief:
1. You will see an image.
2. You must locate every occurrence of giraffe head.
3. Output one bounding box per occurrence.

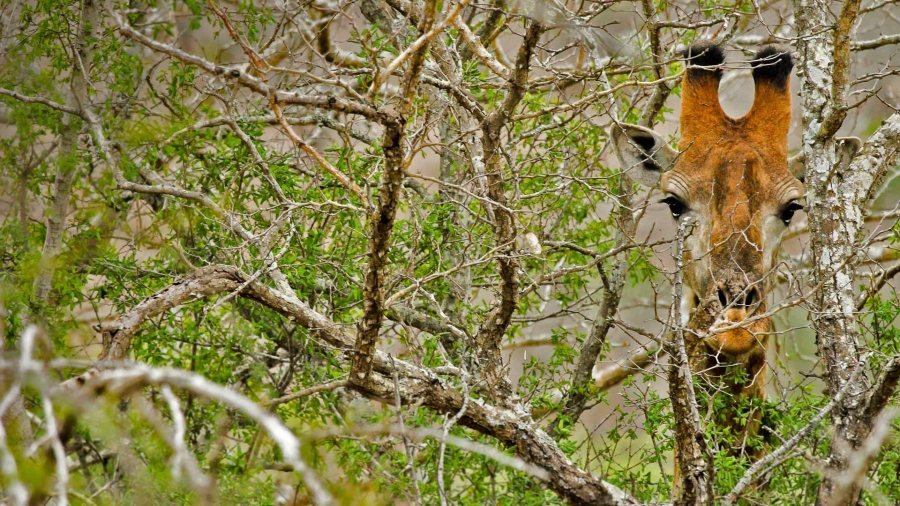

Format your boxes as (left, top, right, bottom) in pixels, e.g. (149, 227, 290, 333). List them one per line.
(613, 42, 802, 357)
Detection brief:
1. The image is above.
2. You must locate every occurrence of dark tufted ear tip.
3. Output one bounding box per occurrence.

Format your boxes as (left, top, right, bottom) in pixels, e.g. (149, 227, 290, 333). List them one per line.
(751, 46, 793, 90)
(683, 41, 725, 80)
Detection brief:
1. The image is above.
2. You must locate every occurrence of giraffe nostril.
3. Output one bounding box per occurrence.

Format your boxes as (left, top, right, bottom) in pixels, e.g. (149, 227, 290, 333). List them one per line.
(732, 287, 760, 309)
(717, 288, 729, 307)
(743, 287, 760, 308)
(717, 286, 760, 309)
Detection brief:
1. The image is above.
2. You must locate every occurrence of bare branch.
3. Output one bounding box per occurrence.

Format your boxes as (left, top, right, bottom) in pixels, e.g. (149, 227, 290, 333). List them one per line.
(855, 261, 900, 310)
(263, 378, 350, 407)
(370, 0, 473, 95)
(852, 33, 900, 50)
(57, 265, 641, 505)
(387, 305, 469, 341)
(821, 0, 862, 138)
(0, 372, 29, 506)
(0, 88, 86, 118)
(593, 345, 659, 393)
(847, 113, 900, 206)
(107, 8, 399, 126)
(794, 4, 887, 499)
(305, 424, 549, 480)
(666, 218, 714, 505)
(452, 16, 511, 80)
(353, 0, 439, 384)
(828, 407, 900, 506)
(636, 0, 673, 127)
(40, 393, 69, 505)
(862, 355, 900, 424)
(551, 184, 634, 434)
(474, 20, 543, 397)
(269, 98, 371, 207)
(160, 386, 213, 496)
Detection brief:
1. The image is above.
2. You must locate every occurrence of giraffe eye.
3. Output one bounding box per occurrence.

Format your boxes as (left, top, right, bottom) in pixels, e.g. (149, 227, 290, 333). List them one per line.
(779, 201, 804, 225)
(661, 196, 687, 219)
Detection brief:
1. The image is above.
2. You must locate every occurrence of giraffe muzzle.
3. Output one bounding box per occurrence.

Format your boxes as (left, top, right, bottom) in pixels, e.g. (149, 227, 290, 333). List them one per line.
(705, 279, 768, 356)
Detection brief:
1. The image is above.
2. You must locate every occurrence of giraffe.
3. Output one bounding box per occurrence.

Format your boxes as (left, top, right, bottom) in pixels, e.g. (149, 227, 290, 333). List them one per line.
(612, 42, 805, 457)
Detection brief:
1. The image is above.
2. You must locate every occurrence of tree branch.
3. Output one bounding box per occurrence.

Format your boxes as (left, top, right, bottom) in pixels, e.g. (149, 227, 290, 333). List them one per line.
(666, 219, 714, 505)
(262, 378, 350, 407)
(846, 113, 900, 206)
(0, 88, 86, 118)
(861, 355, 900, 425)
(60, 265, 642, 505)
(852, 33, 900, 50)
(795, 3, 883, 502)
(453, 16, 511, 80)
(821, 0, 862, 138)
(107, 8, 399, 127)
(636, 0, 673, 128)
(474, 20, 542, 398)
(725, 356, 869, 503)
(551, 185, 634, 435)
(369, 0, 472, 95)
(593, 345, 658, 393)
(81, 365, 335, 505)
(353, 0, 439, 384)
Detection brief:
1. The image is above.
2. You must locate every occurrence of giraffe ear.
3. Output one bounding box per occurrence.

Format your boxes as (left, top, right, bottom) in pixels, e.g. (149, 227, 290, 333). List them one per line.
(611, 123, 678, 187)
(788, 152, 805, 182)
(787, 137, 860, 183)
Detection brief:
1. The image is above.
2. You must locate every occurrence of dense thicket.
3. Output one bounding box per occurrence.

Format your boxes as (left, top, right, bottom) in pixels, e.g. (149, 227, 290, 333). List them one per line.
(1, 0, 899, 505)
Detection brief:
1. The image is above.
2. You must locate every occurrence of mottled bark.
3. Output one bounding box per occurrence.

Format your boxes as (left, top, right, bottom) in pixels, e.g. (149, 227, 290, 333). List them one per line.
(32, 126, 77, 302)
(13, 0, 99, 456)
(352, 122, 408, 382)
(33, 0, 98, 302)
(793, 1, 900, 503)
(796, 7, 865, 502)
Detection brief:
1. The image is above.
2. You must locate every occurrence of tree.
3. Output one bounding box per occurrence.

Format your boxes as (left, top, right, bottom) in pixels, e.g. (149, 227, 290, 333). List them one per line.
(1, 0, 899, 505)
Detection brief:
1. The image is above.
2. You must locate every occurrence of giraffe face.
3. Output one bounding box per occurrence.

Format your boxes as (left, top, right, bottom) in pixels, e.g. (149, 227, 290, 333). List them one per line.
(612, 43, 801, 357)
(660, 140, 803, 355)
